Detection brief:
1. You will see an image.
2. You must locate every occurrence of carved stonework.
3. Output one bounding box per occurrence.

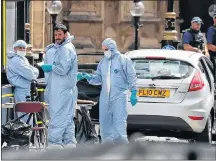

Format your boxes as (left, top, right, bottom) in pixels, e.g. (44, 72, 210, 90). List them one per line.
(174, 0, 181, 39)
(44, 10, 51, 46)
(31, 0, 180, 59)
(30, 1, 46, 52)
(63, 1, 104, 51)
(118, 1, 162, 50)
(120, 1, 159, 22)
(64, 1, 103, 22)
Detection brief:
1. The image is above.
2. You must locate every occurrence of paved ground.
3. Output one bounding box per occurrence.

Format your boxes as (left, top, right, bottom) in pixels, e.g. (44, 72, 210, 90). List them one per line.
(2, 109, 216, 159)
(2, 125, 216, 159)
(2, 140, 215, 160)
(137, 136, 216, 145)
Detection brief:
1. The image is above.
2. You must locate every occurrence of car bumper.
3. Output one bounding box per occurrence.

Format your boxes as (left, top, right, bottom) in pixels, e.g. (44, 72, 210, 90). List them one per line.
(127, 115, 193, 132)
(127, 100, 209, 133)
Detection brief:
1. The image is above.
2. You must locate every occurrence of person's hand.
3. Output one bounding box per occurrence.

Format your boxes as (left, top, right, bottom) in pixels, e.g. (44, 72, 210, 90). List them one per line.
(130, 90, 137, 106)
(77, 72, 84, 81)
(82, 73, 93, 81)
(41, 64, 52, 72)
(204, 51, 209, 57)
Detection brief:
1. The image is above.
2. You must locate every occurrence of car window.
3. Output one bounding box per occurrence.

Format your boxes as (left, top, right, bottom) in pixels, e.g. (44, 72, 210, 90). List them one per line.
(132, 59, 193, 79)
(202, 58, 214, 91)
(199, 59, 212, 91)
(198, 61, 205, 74)
(203, 57, 214, 79)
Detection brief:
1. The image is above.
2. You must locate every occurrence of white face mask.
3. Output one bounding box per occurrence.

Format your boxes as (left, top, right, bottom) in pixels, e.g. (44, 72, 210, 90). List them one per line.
(17, 50, 26, 57)
(104, 50, 112, 58)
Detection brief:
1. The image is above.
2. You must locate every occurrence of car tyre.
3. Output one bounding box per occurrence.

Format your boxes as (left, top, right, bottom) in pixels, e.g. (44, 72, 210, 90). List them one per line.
(127, 130, 145, 142)
(212, 118, 216, 141)
(196, 115, 212, 145)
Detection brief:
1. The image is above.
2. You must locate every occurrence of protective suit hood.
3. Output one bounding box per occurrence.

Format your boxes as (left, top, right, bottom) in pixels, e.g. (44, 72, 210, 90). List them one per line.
(45, 34, 75, 51)
(66, 32, 75, 42)
(45, 44, 56, 53)
(7, 51, 17, 59)
(102, 38, 120, 59)
(60, 34, 74, 46)
(55, 34, 75, 48)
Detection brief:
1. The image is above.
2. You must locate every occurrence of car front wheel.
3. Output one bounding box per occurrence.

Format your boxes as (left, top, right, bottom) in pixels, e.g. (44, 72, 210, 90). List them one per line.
(196, 115, 212, 145)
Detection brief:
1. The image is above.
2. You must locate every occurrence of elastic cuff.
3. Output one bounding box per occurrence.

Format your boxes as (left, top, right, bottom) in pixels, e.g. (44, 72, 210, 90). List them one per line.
(87, 77, 92, 81)
(131, 89, 137, 94)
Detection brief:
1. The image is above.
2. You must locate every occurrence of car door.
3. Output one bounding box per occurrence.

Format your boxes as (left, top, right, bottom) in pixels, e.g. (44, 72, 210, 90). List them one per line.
(199, 58, 214, 109)
(203, 57, 214, 82)
(202, 57, 215, 101)
(199, 58, 211, 91)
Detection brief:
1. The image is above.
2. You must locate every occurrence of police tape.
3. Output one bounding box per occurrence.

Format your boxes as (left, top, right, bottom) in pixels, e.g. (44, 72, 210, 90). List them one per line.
(37, 88, 45, 92)
(1, 89, 45, 98)
(1, 94, 14, 98)
(36, 120, 49, 124)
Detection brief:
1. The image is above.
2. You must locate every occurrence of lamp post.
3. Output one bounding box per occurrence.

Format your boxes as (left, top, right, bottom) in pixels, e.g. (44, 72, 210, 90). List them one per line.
(130, 0, 145, 50)
(24, 0, 34, 65)
(161, 0, 179, 50)
(208, 4, 216, 18)
(24, 0, 30, 45)
(46, 0, 62, 43)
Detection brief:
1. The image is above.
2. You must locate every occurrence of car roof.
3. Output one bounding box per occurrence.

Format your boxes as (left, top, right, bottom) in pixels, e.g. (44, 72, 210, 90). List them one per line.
(126, 49, 203, 66)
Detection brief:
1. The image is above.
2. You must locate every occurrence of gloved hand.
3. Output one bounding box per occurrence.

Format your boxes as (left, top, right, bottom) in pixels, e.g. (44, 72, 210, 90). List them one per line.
(130, 90, 137, 106)
(77, 72, 84, 81)
(82, 73, 93, 81)
(41, 64, 52, 72)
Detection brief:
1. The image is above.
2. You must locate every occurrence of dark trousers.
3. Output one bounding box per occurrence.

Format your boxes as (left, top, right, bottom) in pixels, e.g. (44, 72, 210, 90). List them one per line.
(210, 55, 216, 82)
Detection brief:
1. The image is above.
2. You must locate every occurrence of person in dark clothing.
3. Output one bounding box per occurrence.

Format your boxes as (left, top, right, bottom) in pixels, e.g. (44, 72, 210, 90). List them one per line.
(206, 13, 216, 80)
(183, 17, 207, 54)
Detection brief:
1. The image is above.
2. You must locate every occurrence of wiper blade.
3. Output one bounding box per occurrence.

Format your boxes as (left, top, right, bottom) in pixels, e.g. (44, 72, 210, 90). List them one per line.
(151, 75, 182, 80)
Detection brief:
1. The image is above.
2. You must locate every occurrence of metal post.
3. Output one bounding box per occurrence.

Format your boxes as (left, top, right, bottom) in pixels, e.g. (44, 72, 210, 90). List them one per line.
(16, 1, 25, 40)
(24, 0, 30, 43)
(133, 0, 141, 50)
(24, 0, 33, 65)
(24, 0, 32, 66)
(52, 14, 57, 43)
(25, 23, 30, 44)
(161, 0, 179, 49)
(134, 16, 140, 50)
(2, 0, 6, 73)
(63, 20, 69, 31)
(167, 0, 174, 12)
(25, 0, 30, 23)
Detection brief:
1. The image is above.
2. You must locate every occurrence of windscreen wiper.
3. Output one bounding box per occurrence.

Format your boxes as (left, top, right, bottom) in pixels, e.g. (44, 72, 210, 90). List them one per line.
(151, 75, 182, 80)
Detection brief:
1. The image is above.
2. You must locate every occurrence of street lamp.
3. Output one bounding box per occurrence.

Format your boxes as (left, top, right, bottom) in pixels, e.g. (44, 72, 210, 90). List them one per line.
(208, 4, 216, 17)
(46, 0, 63, 43)
(130, 0, 145, 50)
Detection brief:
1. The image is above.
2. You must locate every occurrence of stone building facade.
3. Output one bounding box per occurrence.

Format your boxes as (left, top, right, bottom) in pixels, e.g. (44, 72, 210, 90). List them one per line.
(30, 1, 180, 62)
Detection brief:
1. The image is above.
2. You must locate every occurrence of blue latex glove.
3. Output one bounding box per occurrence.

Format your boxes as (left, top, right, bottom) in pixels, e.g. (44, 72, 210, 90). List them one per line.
(82, 73, 93, 81)
(130, 90, 137, 106)
(41, 64, 52, 72)
(77, 72, 84, 81)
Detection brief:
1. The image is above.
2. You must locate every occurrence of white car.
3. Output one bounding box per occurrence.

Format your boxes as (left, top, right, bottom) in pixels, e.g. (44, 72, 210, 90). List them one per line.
(126, 49, 215, 144)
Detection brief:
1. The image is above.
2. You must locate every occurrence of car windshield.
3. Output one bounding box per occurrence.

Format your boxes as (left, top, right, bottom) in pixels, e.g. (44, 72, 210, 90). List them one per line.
(132, 59, 193, 79)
